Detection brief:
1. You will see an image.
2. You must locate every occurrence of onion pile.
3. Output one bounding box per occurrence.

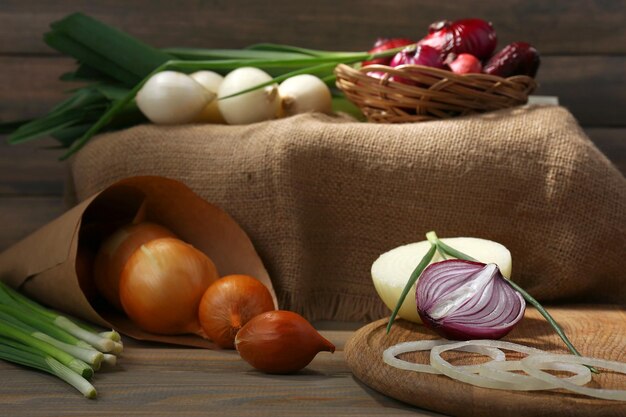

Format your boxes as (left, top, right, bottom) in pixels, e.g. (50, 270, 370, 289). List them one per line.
(383, 339, 626, 401)
(136, 67, 333, 126)
(416, 260, 525, 340)
(362, 17, 540, 78)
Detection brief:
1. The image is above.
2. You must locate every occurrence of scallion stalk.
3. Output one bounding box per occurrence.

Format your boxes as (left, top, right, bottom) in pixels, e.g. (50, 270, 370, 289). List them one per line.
(386, 243, 437, 333)
(0, 319, 93, 378)
(0, 310, 103, 368)
(0, 337, 96, 398)
(0, 282, 119, 353)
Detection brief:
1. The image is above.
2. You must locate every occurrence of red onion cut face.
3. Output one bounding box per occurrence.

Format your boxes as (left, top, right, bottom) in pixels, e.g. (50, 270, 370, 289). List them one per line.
(416, 260, 525, 341)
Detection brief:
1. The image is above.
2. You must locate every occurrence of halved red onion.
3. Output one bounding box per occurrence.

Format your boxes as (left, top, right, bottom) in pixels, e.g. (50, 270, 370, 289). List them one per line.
(416, 260, 525, 340)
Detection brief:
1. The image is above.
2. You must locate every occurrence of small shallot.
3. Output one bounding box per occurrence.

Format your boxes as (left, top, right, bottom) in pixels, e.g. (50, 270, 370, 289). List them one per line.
(198, 274, 275, 349)
(235, 310, 335, 374)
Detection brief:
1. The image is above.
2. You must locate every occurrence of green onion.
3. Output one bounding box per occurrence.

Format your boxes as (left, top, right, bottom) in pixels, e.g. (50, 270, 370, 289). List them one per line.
(0, 309, 102, 368)
(2, 13, 410, 156)
(0, 319, 93, 378)
(0, 337, 96, 398)
(0, 282, 119, 352)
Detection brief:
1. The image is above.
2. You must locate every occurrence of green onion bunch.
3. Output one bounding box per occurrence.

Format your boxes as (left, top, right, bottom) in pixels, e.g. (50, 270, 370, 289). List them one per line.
(0, 281, 122, 398)
(1, 13, 398, 160)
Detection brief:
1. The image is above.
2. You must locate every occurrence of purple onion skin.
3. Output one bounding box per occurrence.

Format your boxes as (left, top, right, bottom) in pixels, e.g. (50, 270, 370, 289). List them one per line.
(418, 18, 497, 61)
(362, 38, 416, 67)
(483, 42, 540, 78)
(389, 45, 446, 69)
(416, 260, 526, 341)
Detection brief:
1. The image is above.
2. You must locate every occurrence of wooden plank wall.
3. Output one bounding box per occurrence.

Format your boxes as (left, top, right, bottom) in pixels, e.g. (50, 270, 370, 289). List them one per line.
(0, 0, 624, 251)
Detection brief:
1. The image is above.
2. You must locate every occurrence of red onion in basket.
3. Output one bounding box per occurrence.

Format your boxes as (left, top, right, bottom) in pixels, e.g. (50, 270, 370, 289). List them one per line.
(483, 42, 540, 78)
(447, 53, 483, 74)
(389, 44, 446, 69)
(362, 38, 415, 67)
(416, 260, 525, 340)
(418, 18, 497, 60)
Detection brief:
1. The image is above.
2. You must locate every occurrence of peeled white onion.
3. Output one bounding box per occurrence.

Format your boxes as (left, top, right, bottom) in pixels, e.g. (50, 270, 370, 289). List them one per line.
(372, 237, 512, 323)
(217, 67, 280, 125)
(190, 71, 226, 123)
(278, 74, 332, 116)
(136, 71, 214, 125)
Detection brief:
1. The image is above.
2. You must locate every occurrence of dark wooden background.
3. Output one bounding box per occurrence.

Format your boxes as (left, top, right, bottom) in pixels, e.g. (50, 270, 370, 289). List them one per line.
(1, 0, 625, 252)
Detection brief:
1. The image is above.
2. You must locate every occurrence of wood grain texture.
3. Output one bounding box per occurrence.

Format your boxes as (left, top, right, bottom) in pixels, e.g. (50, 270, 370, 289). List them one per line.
(0, 139, 65, 196)
(0, 329, 445, 417)
(0, 196, 64, 251)
(0, 0, 624, 54)
(345, 306, 626, 417)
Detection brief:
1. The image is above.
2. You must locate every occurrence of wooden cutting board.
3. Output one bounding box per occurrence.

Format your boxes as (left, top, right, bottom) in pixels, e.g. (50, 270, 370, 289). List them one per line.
(345, 306, 626, 417)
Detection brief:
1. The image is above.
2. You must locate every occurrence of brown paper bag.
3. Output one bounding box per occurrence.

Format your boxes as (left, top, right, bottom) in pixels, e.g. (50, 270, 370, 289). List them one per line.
(0, 176, 276, 348)
(68, 106, 626, 323)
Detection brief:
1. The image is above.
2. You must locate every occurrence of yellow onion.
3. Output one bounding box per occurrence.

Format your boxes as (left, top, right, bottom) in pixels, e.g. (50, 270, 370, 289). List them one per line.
(198, 274, 275, 349)
(94, 222, 176, 311)
(235, 310, 335, 374)
(119, 237, 219, 335)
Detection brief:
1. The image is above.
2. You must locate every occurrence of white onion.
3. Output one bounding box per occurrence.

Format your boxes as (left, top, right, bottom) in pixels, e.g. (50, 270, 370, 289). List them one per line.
(372, 237, 512, 323)
(190, 71, 225, 123)
(522, 354, 626, 401)
(136, 71, 214, 125)
(217, 67, 280, 125)
(278, 74, 332, 116)
(383, 339, 505, 374)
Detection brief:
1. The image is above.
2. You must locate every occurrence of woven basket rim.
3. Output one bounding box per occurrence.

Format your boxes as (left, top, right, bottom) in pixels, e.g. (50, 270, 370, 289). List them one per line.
(334, 63, 537, 123)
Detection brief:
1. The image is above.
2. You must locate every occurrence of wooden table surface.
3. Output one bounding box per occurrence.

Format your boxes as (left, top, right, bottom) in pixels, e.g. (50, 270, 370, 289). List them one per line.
(0, 1, 624, 416)
(0, 324, 443, 417)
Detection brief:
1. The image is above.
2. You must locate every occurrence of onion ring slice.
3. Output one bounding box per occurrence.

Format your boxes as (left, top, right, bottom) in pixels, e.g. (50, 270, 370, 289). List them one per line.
(383, 339, 505, 374)
(480, 359, 591, 388)
(430, 340, 558, 390)
(521, 354, 626, 401)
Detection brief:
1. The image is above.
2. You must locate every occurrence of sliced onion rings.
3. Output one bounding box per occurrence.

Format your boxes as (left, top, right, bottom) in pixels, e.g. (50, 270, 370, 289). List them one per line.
(480, 359, 591, 388)
(521, 354, 626, 401)
(383, 339, 505, 374)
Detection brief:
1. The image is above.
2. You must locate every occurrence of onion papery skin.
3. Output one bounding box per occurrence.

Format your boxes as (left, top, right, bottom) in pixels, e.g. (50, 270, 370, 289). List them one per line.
(418, 18, 497, 60)
(362, 38, 416, 67)
(198, 275, 275, 349)
(235, 310, 335, 374)
(120, 238, 219, 335)
(94, 222, 176, 311)
(416, 260, 525, 340)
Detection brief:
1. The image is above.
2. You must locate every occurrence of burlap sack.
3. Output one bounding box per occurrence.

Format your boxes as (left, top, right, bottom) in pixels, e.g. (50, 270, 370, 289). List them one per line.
(69, 105, 626, 322)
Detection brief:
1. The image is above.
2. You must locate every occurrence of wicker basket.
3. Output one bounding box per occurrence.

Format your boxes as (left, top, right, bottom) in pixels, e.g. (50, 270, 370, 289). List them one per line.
(334, 63, 537, 123)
